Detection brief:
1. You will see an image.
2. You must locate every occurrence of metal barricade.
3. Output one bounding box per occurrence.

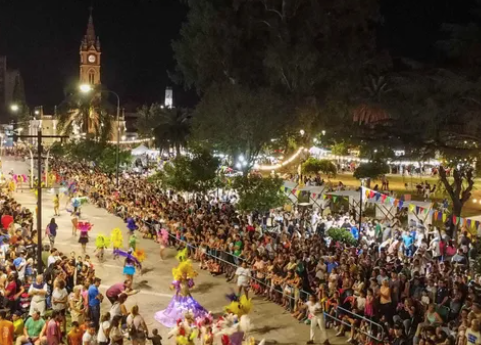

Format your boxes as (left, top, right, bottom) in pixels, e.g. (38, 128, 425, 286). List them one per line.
(110, 215, 386, 342)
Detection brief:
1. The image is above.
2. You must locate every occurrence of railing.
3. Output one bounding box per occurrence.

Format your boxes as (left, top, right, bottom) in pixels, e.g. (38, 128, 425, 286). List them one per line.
(126, 215, 386, 342)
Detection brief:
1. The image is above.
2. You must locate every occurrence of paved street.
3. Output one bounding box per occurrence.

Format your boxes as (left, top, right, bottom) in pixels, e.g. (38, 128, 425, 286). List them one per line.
(2, 158, 345, 345)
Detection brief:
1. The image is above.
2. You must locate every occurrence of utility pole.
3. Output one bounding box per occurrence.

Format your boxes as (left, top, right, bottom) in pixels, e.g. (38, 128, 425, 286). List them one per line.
(11, 129, 69, 273)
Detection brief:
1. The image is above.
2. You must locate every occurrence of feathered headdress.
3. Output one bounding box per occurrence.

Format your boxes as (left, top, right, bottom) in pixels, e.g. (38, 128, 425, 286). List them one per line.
(133, 249, 146, 263)
(110, 228, 123, 248)
(77, 222, 93, 232)
(224, 295, 253, 318)
(172, 260, 198, 281)
(176, 247, 188, 262)
(95, 234, 110, 249)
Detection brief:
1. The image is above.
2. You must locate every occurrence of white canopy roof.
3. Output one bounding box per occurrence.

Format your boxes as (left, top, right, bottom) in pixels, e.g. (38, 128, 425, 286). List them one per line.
(131, 145, 149, 156)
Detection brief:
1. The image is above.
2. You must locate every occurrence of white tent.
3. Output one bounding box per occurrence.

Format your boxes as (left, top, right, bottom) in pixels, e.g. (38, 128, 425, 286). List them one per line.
(131, 145, 149, 156)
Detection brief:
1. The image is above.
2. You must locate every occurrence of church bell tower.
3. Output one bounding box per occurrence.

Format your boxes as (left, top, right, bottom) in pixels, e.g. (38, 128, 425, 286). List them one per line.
(79, 7, 101, 85)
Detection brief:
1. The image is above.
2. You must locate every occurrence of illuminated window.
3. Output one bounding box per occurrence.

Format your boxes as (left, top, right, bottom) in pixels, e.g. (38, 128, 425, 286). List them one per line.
(88, 70, 95, 84)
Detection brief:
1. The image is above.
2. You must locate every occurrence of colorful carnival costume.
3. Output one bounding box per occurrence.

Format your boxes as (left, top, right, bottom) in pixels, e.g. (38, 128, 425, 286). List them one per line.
(154, 249, 209, 328)
(168, 315, 199, 345)
(111, 228, 124, 258)
(77, 222, 92, 245)
(213, 295, 257, 345)
(126, 217, 138, 233)
(95, 234, 110, 261)
(129, 234, 138, 251)
(113, 249, 143, 277)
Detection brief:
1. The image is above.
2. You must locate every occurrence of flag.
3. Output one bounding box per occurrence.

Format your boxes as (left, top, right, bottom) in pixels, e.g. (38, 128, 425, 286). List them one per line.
(333, 196, 338, 203)
(292, 189, 297, 195)
(415, 206, 420, 214)
(442, 213, 447, 222)
(381, 194, 387, 203)
(312, 193, 316, 199)
(397, 200, 402, 208)
(409, 204, 415, 212)
(369, 191, 375, 199)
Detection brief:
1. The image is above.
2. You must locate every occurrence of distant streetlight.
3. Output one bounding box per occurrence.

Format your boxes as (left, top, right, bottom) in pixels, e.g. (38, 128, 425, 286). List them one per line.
(79, 84, 93, 93)
(322, 130, 326, 135)
(34, 110, 40, 115)
(121, 135, 126, 141)
(10, 104, 19, 112)
(300, 129, 305, 136)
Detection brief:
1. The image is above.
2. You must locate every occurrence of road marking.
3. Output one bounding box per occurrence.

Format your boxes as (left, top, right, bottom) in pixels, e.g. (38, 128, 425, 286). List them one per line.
(99, 284, 172, 298)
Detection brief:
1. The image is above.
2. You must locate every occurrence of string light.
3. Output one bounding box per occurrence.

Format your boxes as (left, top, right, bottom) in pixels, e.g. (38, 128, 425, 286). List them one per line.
(255, 147, 305, 171)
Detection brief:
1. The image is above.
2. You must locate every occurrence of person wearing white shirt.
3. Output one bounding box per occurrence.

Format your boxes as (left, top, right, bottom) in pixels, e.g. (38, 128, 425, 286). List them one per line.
(306, 295, 329, 345)
(235, 261, 251, 298)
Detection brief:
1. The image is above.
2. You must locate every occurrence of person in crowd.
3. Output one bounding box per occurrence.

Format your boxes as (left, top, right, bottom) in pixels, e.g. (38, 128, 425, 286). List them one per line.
(88, 277, 103, 329)
(105, 280, 137, 304)
(46, 310, 63, 345)
(18, 310, 46, 345)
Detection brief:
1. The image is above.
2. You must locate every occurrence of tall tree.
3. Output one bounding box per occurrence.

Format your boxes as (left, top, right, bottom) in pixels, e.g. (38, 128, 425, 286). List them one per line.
(153, 107, 191, 155)
(193, 83, 290, 168)
(57, 85, 114, 141)
(134, 104, 163, 139)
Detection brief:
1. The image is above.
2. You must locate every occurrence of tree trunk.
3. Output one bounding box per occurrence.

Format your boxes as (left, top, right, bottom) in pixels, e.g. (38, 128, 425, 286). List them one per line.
(439, 166, 474, 242)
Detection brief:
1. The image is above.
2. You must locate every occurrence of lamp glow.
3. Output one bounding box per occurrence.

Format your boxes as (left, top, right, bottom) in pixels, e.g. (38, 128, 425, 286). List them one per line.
(79, 84, 93, 93)
(10, 104, 19, 112)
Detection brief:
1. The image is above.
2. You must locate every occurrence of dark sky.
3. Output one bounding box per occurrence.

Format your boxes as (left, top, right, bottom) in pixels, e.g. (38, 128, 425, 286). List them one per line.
(0, 0, 475, 114)
(0, 0, 188, 113)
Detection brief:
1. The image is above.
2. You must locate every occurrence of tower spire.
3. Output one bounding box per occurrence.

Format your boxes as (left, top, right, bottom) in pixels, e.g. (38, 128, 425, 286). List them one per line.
(84, 6, 96, 47)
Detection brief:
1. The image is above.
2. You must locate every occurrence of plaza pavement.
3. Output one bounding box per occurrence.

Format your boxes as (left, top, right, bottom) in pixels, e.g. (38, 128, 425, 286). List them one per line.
(3, 158, 345, 345)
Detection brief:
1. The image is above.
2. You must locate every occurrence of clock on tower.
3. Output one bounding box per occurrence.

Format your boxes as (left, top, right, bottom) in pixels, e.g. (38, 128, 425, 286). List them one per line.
(79, 8, 101, 85)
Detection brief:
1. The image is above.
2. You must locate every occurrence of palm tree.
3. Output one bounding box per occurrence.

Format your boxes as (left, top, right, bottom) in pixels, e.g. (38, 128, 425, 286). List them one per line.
(56, 85, 114, 141)
(134, 103, 163, 138)
(154, 108, 191, 155)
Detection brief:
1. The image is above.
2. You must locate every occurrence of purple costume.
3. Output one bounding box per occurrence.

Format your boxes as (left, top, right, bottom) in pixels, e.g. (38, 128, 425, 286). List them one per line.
(154, 278, 208, 328)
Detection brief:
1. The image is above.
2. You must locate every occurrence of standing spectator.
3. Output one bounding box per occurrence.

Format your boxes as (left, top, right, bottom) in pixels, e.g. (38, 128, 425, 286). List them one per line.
(69, 285, 85, 324)
(82, 322, 97, 345)
(97, 313, 111, 345)
(88, 277, 103, 329)
(235, 261, 251, 298)
(46, 311, 63, 345)
(0, 311, 14, 345)
(20, 310, 46, 345)
(67, 321, 83, 345)
(29, 275, 47, 316)
(12, 311, 24, 339)
(46, 218, 58, 248)
(108, 316, 123, 345)
(305, 295, 328, 345)
(127, 306, 148, 345)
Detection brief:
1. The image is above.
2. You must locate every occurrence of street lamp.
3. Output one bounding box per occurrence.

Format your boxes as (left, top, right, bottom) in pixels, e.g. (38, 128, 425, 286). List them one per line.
(79, 84, 121, 187)
(10, 104, 19, 112)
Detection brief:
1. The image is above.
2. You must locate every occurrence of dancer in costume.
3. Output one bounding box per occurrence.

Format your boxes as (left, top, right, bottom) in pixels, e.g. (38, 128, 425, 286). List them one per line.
(167, 312, 199, 345)
(158, 228, 169, 261)
(126, 217, 138, 236)
(154, 248, 208, 328)
(114, 249, 143, 282)
(111, 228, 124, 259)
(77, 221, 92, 254)
(214, 294, 256, 345)
(129, 233, 138, 251)
(53, 193, 60, 216)
(95, 234, 110, 262)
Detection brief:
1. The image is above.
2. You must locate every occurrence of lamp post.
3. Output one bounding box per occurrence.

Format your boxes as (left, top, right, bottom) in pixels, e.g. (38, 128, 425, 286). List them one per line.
(79, 84, 121, 187)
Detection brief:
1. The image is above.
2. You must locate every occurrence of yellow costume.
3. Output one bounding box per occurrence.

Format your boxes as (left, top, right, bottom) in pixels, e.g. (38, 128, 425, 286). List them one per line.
(110, 228, 123, 249)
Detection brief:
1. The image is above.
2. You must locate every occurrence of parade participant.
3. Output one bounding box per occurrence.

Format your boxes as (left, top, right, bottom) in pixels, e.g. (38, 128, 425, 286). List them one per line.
(129, 233, 138, 251)
(158, 228, 169, 261)
(95, 234, 110, 262)
(113, 249, 142, 282)
(306, 295, 329, 345)
(154, 252, 208, 328)
(77, 222, 93, 254)
(167, 313, 199, 345)
(110, 228, 123, 259)
(53, 194, 60, 217)
(126, 217, 138, 236)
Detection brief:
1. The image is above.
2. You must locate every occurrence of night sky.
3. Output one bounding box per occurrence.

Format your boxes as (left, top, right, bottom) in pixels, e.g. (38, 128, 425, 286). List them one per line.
(0, 0, 475, 114)
(0, 0, 188, 113)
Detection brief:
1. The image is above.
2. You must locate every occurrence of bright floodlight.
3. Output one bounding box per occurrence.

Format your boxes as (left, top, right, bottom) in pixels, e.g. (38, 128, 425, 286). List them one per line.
(79, 84, 93, 93)
(10, 104, 19, 112)
(34, 110, 40, 115)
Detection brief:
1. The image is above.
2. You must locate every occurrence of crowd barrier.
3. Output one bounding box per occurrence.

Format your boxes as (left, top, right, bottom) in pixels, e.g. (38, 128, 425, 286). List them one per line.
(128, 215, 386, 342)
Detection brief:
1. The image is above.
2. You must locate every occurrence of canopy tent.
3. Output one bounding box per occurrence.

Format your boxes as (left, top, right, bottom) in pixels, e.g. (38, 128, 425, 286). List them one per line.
(131, 145, 149, 156)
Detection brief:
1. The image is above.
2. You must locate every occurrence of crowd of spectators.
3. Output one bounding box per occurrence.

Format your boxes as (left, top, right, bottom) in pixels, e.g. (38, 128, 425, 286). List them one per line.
(45, 159, 481, 345)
